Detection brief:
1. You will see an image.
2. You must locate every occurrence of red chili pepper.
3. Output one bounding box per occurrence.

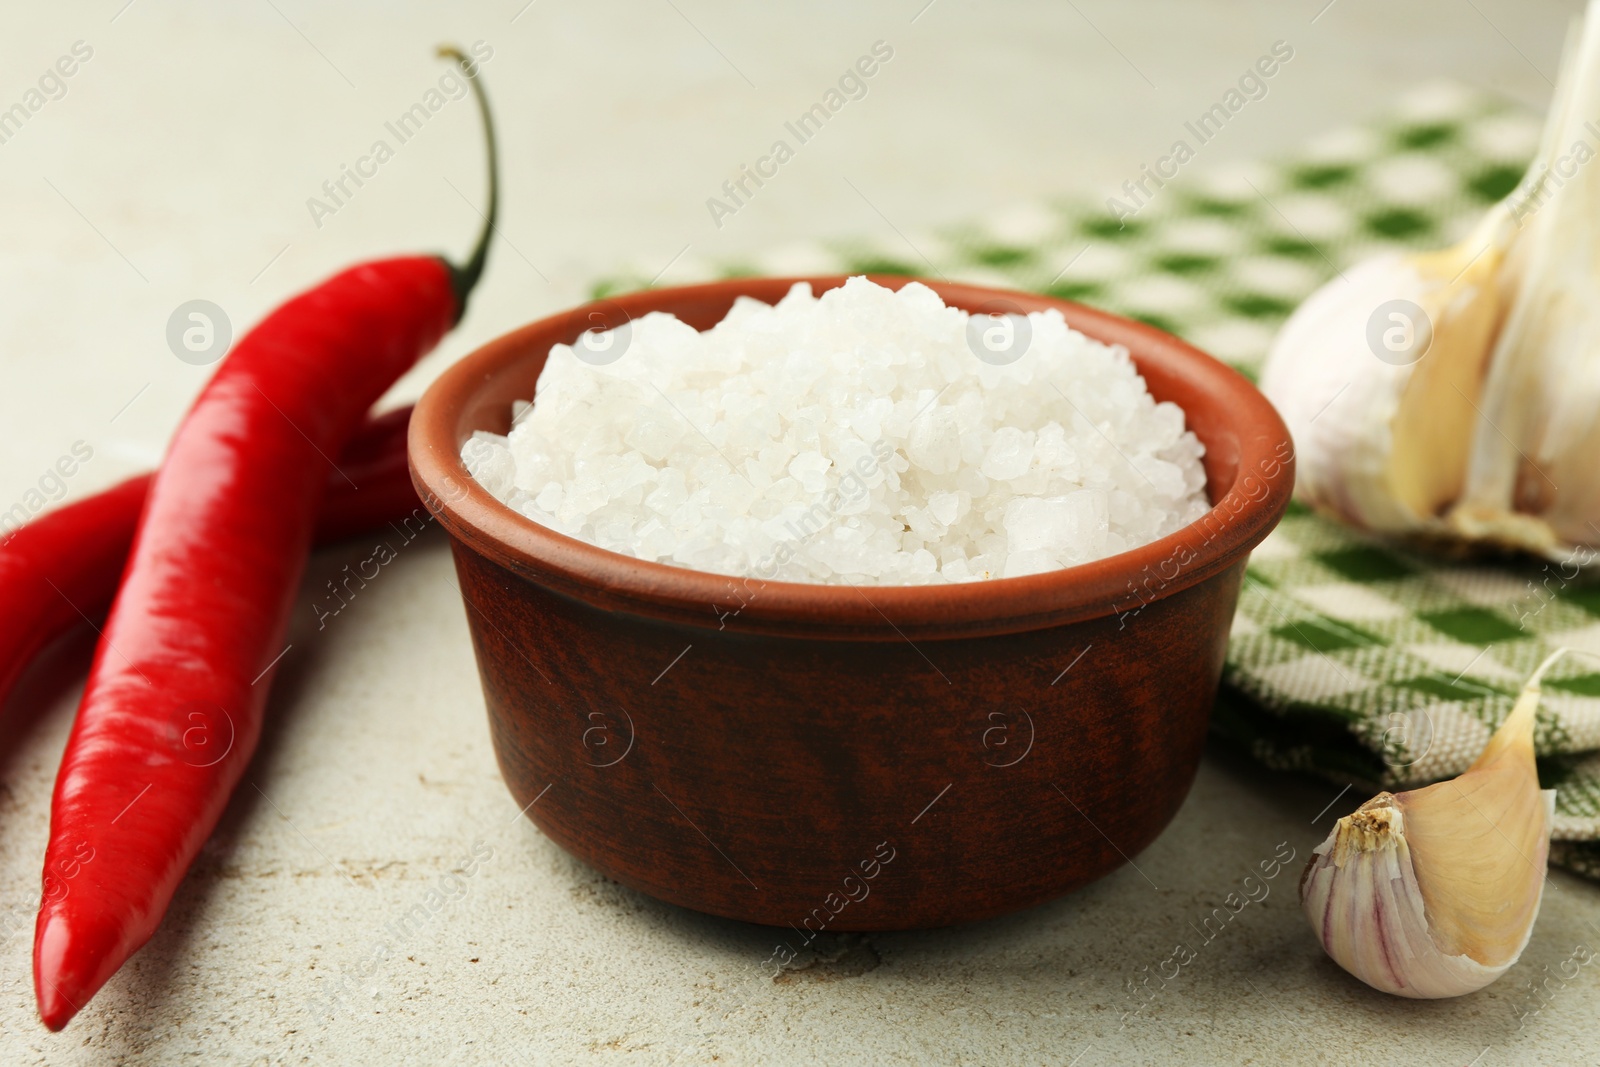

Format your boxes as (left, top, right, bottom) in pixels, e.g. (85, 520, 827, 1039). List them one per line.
(0, 406, 418, 714)
(313, 405, 418, 543)
(33, 45, 497, 1031)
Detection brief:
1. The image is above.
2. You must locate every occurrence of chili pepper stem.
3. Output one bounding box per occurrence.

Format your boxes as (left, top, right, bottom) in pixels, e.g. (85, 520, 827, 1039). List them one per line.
(437, 44, 499, 321)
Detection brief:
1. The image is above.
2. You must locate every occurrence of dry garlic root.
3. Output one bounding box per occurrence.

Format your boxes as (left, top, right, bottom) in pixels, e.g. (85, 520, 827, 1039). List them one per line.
(1299, 651, 1564, 998)
(1262, 1, 1600, 559)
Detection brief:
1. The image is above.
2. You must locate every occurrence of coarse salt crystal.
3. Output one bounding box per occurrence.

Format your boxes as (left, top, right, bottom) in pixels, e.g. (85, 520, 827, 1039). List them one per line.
(463, 277, 1209, 586)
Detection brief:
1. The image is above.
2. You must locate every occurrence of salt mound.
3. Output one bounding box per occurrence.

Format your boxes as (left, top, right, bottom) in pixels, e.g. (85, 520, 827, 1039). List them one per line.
(463, 277, 1210, 585)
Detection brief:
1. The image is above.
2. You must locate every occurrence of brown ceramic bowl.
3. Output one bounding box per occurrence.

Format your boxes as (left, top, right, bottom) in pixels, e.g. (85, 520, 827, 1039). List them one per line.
(410, 276, 1293, 931)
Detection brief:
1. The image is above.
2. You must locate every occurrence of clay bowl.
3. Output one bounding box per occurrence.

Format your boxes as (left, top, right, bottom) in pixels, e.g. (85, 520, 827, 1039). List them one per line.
(410, 276, 1293, 931)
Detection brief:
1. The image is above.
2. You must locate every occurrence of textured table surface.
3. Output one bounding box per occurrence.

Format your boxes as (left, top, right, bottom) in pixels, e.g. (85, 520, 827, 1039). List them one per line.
(0, 1, 1595, 1063)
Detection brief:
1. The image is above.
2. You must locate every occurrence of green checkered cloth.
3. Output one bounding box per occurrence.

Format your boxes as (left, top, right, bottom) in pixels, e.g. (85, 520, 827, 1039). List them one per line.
(592, 82, 1600, 879)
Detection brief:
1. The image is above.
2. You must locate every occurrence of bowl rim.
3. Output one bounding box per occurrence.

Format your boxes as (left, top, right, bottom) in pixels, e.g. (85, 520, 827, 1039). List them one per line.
(409, 275, 1294, 641)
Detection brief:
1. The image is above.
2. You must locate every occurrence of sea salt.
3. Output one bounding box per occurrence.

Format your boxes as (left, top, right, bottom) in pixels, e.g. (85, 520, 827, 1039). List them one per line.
(462, 276, 1210, 585)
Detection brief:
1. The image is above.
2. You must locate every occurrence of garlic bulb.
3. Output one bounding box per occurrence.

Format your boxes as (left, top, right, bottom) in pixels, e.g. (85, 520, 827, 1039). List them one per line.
(1299, 651, 1561, 998)
(1262, 2, 1600, 559)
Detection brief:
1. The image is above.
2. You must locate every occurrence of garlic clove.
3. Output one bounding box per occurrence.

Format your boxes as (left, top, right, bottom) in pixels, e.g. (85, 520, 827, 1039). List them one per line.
(1299, 651, 1560, 998)
(1385, 212, 1517, 523)
(1260, 202, 1515, 538)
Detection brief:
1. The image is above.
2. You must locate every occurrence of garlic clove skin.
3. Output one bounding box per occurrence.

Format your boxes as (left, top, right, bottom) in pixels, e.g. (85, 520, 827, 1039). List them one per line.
(1258, 254, 1423, 533)
(1299, 797, 1536, 999)
(1300, 653, 1558, 998)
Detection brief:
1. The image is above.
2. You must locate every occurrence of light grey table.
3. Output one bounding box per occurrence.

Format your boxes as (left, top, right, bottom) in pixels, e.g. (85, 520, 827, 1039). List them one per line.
(0, 2, 1593, 1063)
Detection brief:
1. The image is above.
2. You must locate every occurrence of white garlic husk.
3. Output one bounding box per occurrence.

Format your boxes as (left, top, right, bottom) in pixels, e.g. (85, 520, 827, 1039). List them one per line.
(1454, 12, 1600, 552)
(1261, 2, 1600, 559)
(1299, 652, 1561, 998)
